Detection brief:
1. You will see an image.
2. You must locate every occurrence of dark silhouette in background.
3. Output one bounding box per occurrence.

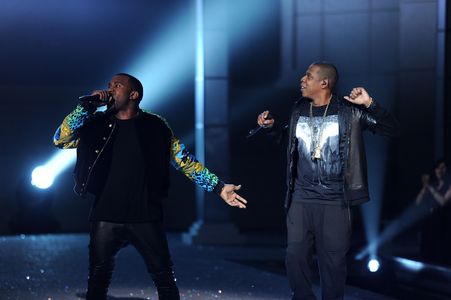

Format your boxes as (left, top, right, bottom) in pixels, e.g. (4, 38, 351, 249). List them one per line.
(415, 160, 451, 265)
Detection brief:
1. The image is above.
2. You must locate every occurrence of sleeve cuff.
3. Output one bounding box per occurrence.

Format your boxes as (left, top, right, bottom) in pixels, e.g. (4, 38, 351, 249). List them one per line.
(80, 101, 97, 114)
(366, 98, 377, 111)
(213, 181, 225, 195)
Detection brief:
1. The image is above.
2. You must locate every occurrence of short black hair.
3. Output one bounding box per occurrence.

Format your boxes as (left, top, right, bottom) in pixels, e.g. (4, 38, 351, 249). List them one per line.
(311, 61, 339, 90)
(116, 73, 143, 101)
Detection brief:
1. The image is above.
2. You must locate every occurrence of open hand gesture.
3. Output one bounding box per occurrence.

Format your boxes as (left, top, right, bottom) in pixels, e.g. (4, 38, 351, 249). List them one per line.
(220, 184, 247, 209)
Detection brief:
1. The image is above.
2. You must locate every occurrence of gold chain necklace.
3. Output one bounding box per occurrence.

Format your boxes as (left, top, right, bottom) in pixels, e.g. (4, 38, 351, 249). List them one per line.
(309, 96, 332, 160)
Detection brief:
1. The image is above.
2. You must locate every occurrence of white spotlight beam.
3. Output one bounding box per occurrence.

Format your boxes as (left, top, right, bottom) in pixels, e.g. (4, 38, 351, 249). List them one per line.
(32, 4, 195, 187)
(31, 149, 76, 189)
(356, 201, 432, 260)
(127, 4, 195, 110)
(34, 1, 273, 188)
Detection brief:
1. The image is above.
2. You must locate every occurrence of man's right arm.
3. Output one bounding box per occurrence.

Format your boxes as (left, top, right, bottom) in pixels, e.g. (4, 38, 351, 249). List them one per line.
(256, 110, 288, 143)
(257, 110, 275, 128)
(53, 104, 94, 149)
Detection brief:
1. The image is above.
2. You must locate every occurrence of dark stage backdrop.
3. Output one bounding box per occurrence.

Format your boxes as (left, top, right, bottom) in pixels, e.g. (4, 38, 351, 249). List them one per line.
(0, 0, 447, 235)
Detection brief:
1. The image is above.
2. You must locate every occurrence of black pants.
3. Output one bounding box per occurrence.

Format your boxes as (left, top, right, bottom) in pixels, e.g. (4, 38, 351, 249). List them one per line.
(86, 221, 180, 300)
(286, 202, 351, 300)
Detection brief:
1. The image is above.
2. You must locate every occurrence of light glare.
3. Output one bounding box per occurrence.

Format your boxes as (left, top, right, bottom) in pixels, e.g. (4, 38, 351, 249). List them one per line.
(394, 257, 424, 272)
(31, 166, 54, 189)
(368, 258, 380, 273)
(31, 149, 76, 189)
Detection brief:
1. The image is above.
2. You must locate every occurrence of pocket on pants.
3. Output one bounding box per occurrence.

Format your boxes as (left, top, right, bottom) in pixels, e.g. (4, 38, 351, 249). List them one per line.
(321, 205, 351, 252)
(287, 203, 309, 244)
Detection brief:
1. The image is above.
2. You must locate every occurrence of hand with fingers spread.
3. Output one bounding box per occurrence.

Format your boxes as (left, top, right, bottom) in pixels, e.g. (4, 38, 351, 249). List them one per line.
(344, 87, 373, 108)
(220, 184, 247, 209)
(257, 110, 275, 128)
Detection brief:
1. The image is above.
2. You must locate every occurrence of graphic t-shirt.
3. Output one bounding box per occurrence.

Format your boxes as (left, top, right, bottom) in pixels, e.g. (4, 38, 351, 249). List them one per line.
(292, 99, 344, 204)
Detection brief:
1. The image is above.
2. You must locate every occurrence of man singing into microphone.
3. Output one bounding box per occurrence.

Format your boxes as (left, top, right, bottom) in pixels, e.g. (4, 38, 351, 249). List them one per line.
(53, 73, 247, 300)
(256, 62, 399, 300)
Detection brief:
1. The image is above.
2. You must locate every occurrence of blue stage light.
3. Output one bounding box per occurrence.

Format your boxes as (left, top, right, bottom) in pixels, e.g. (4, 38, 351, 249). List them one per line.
(367, 258, 380, 273)
(29, 4, 193, 188)
(31, 166, 54, 189)
(127, 4, 194, 110)
(31, 149, 76, 189)
(356, 201, 433, 261)
(32, 1, 270, 189)
(394, 257, 424, 272)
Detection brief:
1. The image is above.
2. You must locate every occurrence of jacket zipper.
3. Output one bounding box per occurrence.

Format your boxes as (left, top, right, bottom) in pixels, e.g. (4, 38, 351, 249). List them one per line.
(81, 122, 116, 194)
(344, 105, 352, 222)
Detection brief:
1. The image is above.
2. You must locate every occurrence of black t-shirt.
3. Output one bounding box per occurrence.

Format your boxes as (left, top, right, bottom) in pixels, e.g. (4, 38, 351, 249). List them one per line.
(90, 116, 153, 222)
(292, 99, 344, 204)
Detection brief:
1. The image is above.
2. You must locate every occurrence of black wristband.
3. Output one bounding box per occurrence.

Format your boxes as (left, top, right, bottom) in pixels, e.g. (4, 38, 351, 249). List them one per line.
(213, 181, 225, 194)
(80, 101, 97, 114)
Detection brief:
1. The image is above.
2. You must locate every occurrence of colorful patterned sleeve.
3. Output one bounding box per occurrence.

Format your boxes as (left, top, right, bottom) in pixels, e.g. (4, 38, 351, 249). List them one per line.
(53, 104, 92, 149)
(170, 136, 219, 192)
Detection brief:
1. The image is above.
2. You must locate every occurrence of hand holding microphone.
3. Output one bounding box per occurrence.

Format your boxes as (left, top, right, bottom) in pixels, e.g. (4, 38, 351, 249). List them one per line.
(246, 110, 274, 138)
(79, 90, 111, 107)
(257, 110, 274, 128)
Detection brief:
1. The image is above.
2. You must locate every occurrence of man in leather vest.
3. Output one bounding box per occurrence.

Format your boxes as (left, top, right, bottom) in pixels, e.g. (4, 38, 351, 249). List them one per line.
(256, 62, 399, 300)
(54, 73, 247, 300)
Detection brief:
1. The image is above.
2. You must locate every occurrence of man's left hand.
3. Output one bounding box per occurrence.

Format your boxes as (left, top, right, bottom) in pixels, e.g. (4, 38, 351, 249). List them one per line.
(220, 184, 247, 209)
(344, 87, 372, 107)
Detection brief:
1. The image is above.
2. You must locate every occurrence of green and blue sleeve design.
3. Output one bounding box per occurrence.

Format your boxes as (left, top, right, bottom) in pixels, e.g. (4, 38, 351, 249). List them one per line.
(170, 137, 219, 192)
(53, 104, 92, 149)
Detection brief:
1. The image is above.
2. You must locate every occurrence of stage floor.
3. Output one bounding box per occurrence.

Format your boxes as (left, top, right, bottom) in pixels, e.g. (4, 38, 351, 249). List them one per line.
(0, 233, 400, 300)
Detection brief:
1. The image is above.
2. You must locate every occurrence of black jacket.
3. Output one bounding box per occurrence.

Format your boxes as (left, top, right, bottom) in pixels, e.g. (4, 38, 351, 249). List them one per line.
(74, 111, 172, 202)
(269, 95, 400, 210)
(53, 105, 222, 210)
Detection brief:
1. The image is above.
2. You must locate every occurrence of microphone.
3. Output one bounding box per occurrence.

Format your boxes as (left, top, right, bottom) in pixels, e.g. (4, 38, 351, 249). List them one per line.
(78, 94, 109, 103)
(246, 113, 273, 138)
(246, 126, 263, 138)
